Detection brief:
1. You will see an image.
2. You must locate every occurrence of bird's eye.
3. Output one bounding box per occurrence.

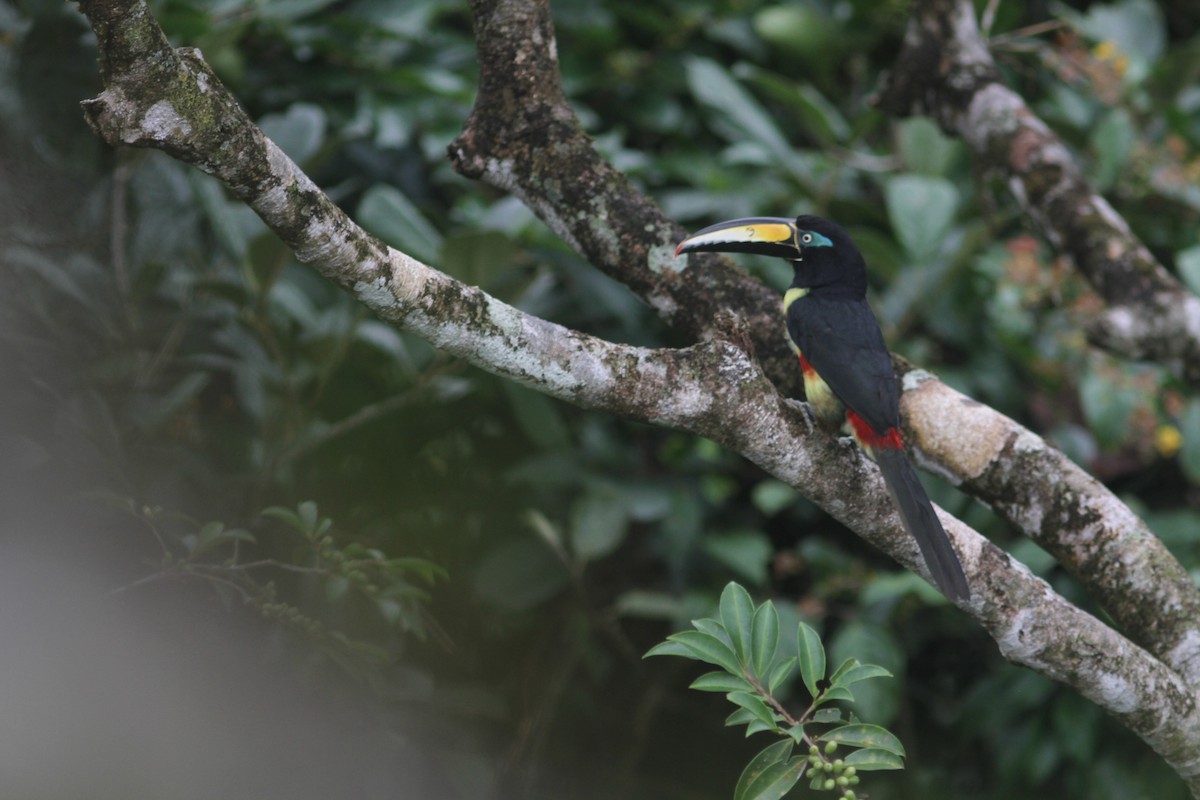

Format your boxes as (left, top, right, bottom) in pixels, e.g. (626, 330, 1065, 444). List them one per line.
(801, 233, 813, 244)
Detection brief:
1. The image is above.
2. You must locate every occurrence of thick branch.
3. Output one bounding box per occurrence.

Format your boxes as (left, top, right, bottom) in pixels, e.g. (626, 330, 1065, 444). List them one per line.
(447, 0, 802, 398)
(875, 0, 1200, 381)
(72, 0, 1200, 787)
(898, 365, 1200, 686)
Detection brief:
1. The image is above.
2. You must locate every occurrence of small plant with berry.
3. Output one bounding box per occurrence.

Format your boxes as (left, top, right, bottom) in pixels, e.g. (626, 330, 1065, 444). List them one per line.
(646, 583, 905, 800)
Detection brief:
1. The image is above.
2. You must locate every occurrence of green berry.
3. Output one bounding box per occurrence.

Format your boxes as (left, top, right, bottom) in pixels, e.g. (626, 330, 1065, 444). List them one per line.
(849, 776, 860, 785)
(809, 755, 822, 767)
(824, 741, 838, 754)
(844, 792, 856, 800)
(822, 762, 833, 773)
(837, 776, 848, 787)
(833, 759, 844, 771)
(823, 779, 835, 791)
(844, 767, 856, 778)
(809, 745, 819, 756)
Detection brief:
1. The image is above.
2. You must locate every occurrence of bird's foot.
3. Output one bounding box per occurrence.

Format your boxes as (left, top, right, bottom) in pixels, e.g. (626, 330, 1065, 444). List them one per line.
(784, 398, 816, 434)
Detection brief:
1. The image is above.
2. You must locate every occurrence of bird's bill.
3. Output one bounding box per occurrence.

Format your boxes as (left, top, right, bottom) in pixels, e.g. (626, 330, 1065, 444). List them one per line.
(675, 217, 800, 259)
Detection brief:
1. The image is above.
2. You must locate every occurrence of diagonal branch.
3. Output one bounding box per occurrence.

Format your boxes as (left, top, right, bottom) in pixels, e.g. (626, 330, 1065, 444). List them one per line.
(71, 0, 1200, 788)
(896, 364, 1200, 687)
(447, 0, 1200, 691)
(447, 0, 801, 397)
(875, 0, 1200, 382)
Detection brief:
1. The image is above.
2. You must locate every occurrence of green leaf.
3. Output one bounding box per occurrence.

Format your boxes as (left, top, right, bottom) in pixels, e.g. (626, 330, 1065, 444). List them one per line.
(667, 630, 742, 674)
(643, 640, 693, 659)
(684, 57, 791, 163)
(768, 657, 795, 693)
(897, 116, 960, 176)
(690, 672, 755, 693)
(1059, 0, 1165, 77)
(472, 537, 569, 612)
(751, 479, 795, 516)
(569, 485, 629, 561)
(297, 501, 319, 533)
(796, 622, 825, 699)
(357, 184, 443, 264)
(501, 378, 572, 451)
(885, 174, 959, 261)
(830, 663, 893, 688)
(734, 740, 794, 800)
(842, 747, 905, 771)
(440, 231, 517, 288)
(828, 657, 858, 686)
(740, 757, 806, 800)
(261, 505, 303, 532)
(1180, 399, 1200, 483)
(1177, 246, 1200, 295)
(749, 601, 780, 679)
(727, 691, 778, 728)
(1091, 109, 1134, 190)
(259, 102, 326, 165)
(812, 708, 843, 724)
(744, 719, 776, 738)
(693, 617, 731, 643)
(1079, 366, 1140, 448)
(817, 686, 855, 704)
(616, 590, 684, 621)
(823, 724, 906, 757)
(719, 581, 755, 664)
(703, 531, 772, 586)
(726, 707, 757, 727)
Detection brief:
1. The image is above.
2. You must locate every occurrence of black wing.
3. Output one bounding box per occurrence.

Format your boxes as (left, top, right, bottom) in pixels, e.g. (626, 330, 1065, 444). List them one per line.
(786, 294, 899, 434)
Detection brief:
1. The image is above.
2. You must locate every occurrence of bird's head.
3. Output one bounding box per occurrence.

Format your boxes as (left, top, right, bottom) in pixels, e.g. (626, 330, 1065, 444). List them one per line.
(675, 215, 866, 293)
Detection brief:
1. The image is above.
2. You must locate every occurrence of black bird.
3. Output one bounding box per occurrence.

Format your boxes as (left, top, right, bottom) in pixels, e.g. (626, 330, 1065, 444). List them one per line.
(676, 215, 970, 601)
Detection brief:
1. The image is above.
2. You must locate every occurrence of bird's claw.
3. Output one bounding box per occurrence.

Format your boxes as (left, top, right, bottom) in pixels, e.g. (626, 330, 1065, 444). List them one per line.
(784, 398, 816, 434)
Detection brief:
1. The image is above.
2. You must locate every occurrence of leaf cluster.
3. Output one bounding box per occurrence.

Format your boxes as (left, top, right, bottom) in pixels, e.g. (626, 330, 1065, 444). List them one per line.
(647, 583, 903, 799)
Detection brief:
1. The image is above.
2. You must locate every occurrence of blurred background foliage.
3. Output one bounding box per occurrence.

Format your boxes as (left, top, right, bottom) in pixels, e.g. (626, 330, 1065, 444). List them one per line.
(2, 0, 1199, 797)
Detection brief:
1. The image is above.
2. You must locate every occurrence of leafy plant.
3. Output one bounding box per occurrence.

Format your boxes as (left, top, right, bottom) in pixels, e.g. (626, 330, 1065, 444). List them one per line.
(646, 583, 904, 800)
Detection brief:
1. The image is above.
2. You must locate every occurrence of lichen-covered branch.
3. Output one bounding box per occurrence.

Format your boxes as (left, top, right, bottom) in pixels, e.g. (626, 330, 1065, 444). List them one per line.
(72, 0, 1200, 787)
(898, 365, 1200, 687)
(875, 0, 1200, 382)
(448, 0, 1200, 703)
(447, 0, 803, 398)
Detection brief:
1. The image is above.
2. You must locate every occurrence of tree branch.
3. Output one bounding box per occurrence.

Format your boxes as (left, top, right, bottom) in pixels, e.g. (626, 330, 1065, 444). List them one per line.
(875, 0, 1200, 381)
(71, 0, 1200, 788)
(897, 364, 1200, 687)
(446, 0, 802, 397)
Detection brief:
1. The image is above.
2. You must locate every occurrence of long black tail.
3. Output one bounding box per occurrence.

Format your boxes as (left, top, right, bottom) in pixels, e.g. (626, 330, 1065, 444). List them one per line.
(874, 448, 970, 602)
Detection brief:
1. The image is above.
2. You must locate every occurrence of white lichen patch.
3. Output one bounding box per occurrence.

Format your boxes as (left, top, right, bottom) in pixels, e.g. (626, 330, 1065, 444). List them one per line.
(647, 240, 683, 273)
(586, 196, 620, 257)
(647, 291, 679, 317)
(353, 276, 399, 314)
(138, 100, 191, 142)
(1164, 629, 1200, 687)
(964, 84, 1021, 151)
(901, 377, 1009, 482)
(388, 250, 430, 304)
(1093, 671, 1137, 715)
(484, 157, 520, 194)
(655, 381, 713, 422)
(995, 607, 1042, 664)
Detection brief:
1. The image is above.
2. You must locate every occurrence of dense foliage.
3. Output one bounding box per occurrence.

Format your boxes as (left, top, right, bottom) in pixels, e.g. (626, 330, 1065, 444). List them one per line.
(3, 0, 1199, 797)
